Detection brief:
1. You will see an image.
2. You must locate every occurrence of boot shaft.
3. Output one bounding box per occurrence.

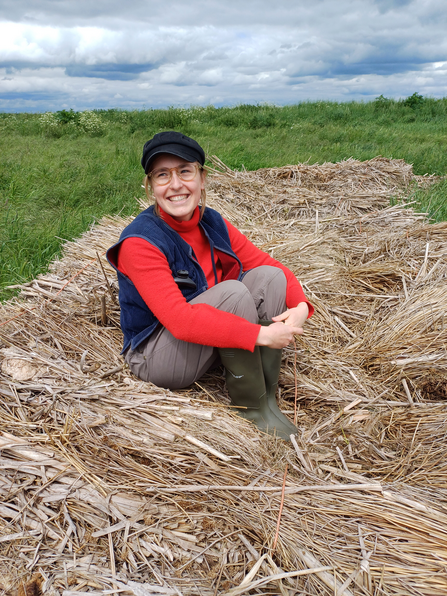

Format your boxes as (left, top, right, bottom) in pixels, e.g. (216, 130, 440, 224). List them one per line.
(218, 346, 266, 409)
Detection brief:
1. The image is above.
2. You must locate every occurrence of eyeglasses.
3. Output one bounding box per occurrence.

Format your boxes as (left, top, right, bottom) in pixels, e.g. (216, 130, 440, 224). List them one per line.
(149, 163, 200, 186)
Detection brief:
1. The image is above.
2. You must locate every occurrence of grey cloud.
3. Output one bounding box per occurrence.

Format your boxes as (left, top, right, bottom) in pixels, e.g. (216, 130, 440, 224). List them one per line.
(283, 50, 440, 79)
(312, 61, 426, 78)
(2, 0, 437, 29)
(0, 0, 130, 25)
(374, 0, 413, 13)
(1, 60, 47, 72)
(330, 61, 425, 77)
(65, 63, 157, 80)
(201, 50, 229, 62)
(0, 0, 258, 27)
(0, 90, 67, 101)
(0, 59, 158, 81)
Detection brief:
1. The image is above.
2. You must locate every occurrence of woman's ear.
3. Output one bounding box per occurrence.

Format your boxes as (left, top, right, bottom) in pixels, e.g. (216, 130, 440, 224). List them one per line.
(144, 175, 153, 197)
(200, 169, 207, 189)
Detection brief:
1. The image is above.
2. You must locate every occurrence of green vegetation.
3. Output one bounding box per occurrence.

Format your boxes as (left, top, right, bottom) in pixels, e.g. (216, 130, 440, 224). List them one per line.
(1, 96, 446, 299)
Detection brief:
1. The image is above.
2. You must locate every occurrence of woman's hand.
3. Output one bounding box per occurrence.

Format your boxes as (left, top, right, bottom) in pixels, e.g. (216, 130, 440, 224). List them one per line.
(272, 302, 309, 332)
(255, 303, 309, 349)
(255, 322, 302, 349)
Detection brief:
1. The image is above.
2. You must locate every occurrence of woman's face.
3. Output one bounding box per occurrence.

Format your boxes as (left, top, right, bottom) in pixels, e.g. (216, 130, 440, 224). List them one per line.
(149, 153, 206, 222)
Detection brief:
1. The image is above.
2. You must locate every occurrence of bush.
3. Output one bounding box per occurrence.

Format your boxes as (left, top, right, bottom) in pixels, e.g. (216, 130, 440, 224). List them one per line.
(39, 112, 68, 137)
(373, 94, 393, 110)
(38, 110, 106, 137)
(78, 110, 106, 136)
(39, 112, 59, 130)
(403, 92, 425, 109)
(55, 109, 80, 125)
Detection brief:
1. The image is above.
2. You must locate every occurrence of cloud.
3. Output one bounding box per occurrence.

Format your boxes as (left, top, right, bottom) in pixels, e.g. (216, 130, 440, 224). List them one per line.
(374, 0, 414, 12)
(0, 0, 446, 111)
(65, 63, 157, 80)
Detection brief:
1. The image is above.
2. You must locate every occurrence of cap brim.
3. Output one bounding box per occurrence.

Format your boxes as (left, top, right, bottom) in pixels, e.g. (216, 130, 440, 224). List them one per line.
(145, 144, 202, 172)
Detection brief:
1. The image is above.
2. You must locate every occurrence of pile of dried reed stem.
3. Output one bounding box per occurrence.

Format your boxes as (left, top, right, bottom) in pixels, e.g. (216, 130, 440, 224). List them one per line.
(1, 157, 446, 596)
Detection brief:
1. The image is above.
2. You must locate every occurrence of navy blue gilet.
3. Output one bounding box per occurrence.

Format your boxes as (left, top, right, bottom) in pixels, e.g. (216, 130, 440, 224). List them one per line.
(106, 205, 243, 353)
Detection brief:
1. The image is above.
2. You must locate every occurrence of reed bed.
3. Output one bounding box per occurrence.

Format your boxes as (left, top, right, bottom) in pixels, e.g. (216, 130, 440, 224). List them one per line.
(1, 157, 446, 596)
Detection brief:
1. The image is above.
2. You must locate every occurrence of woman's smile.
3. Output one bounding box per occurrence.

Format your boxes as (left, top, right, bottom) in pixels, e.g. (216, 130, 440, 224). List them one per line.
(167, 194, 189, 202)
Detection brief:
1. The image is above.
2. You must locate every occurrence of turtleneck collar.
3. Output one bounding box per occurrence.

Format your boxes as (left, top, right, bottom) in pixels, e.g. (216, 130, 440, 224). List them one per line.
(159, 205, 200, 232)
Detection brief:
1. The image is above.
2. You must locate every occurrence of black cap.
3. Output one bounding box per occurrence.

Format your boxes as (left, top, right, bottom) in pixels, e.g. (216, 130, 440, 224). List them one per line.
(141, 131, 206, 174)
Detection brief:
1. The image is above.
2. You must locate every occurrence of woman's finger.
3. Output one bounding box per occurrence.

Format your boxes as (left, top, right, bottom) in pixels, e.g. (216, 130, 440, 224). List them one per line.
(256, 322, 303, 348)
(272, 311, 289, 322)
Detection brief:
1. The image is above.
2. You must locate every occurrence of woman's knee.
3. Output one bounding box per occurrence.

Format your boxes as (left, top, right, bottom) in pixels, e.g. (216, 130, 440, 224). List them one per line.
(218, 279, 252, 298)
(214, 280, 258, 322)
(243, 266, 286, 289)
(241, 267, 287, 319)
(192, 279, 258, 323)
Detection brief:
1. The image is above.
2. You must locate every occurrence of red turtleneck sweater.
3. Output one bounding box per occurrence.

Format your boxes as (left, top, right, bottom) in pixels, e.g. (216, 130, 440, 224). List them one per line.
(116, 207, 313, 351)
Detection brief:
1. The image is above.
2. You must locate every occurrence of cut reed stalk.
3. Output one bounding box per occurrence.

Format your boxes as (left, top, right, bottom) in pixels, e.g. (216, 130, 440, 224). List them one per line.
(1, 157, 446, 595)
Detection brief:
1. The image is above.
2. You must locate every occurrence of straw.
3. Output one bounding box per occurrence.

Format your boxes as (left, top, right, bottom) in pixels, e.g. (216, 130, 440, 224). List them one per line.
(1, 156, 446, 595)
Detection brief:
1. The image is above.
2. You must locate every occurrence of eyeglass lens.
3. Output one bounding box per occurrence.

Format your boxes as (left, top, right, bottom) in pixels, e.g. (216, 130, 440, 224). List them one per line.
(151, 165, 197, 185)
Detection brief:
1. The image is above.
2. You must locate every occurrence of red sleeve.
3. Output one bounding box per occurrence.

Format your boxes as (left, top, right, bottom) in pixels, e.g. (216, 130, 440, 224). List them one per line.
(224, 219, 314, 318)
(117, 238, 260, 351)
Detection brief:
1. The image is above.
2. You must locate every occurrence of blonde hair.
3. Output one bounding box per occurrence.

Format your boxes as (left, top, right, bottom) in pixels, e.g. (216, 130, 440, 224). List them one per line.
(144, 166, 207, 220)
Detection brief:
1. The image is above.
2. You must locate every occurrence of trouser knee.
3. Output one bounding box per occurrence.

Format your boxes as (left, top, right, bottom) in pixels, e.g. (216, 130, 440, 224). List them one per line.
(241, 266, 287, 319)
(203, 279, 258, 324)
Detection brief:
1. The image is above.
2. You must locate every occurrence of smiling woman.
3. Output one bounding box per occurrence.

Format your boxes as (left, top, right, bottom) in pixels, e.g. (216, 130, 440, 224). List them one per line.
(106, 131, 314, 440)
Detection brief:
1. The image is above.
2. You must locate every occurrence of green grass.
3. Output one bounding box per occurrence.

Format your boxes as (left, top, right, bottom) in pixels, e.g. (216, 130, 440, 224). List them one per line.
(1, 96, 446, 299)
(403, 179, 447, 221)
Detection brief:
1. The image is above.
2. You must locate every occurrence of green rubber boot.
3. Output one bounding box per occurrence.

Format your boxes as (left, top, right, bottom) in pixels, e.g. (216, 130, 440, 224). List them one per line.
(258, 320, 299, 435)
(218, 346, 294, 441)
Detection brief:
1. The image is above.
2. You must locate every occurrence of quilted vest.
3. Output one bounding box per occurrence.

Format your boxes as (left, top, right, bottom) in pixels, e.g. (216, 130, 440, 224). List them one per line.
(106, 206, 243, 353)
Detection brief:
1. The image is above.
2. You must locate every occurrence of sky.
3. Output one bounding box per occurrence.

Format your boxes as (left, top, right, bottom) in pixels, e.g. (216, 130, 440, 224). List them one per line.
(0, 0, 446, 112)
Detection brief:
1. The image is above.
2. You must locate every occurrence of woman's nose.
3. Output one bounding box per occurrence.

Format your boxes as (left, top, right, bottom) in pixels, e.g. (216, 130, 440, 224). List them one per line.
(169, 171, 183, 188)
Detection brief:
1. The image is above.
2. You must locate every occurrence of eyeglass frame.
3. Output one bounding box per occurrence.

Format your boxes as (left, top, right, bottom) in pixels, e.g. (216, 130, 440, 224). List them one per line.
(147, 162, 202, 186)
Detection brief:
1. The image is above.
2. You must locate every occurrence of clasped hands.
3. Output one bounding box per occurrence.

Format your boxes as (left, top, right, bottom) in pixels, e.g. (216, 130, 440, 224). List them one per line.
(256, 302, 309, 349)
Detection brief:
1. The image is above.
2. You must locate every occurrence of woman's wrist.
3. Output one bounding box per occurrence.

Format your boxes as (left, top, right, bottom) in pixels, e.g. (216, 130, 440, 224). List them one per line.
(295, 301, 309, 318)
(255, 325, 268, 346)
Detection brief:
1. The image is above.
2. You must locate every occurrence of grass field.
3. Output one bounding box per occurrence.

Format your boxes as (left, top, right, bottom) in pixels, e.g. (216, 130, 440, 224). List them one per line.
(1, 95, 446, 299)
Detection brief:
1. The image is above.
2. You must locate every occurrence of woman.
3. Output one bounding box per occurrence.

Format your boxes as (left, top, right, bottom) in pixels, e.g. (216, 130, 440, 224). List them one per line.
(107, 131, 313, 440)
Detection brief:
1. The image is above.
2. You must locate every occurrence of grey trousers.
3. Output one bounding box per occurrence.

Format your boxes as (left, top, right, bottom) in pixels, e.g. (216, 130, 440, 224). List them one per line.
(125, 266, 287, 389)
